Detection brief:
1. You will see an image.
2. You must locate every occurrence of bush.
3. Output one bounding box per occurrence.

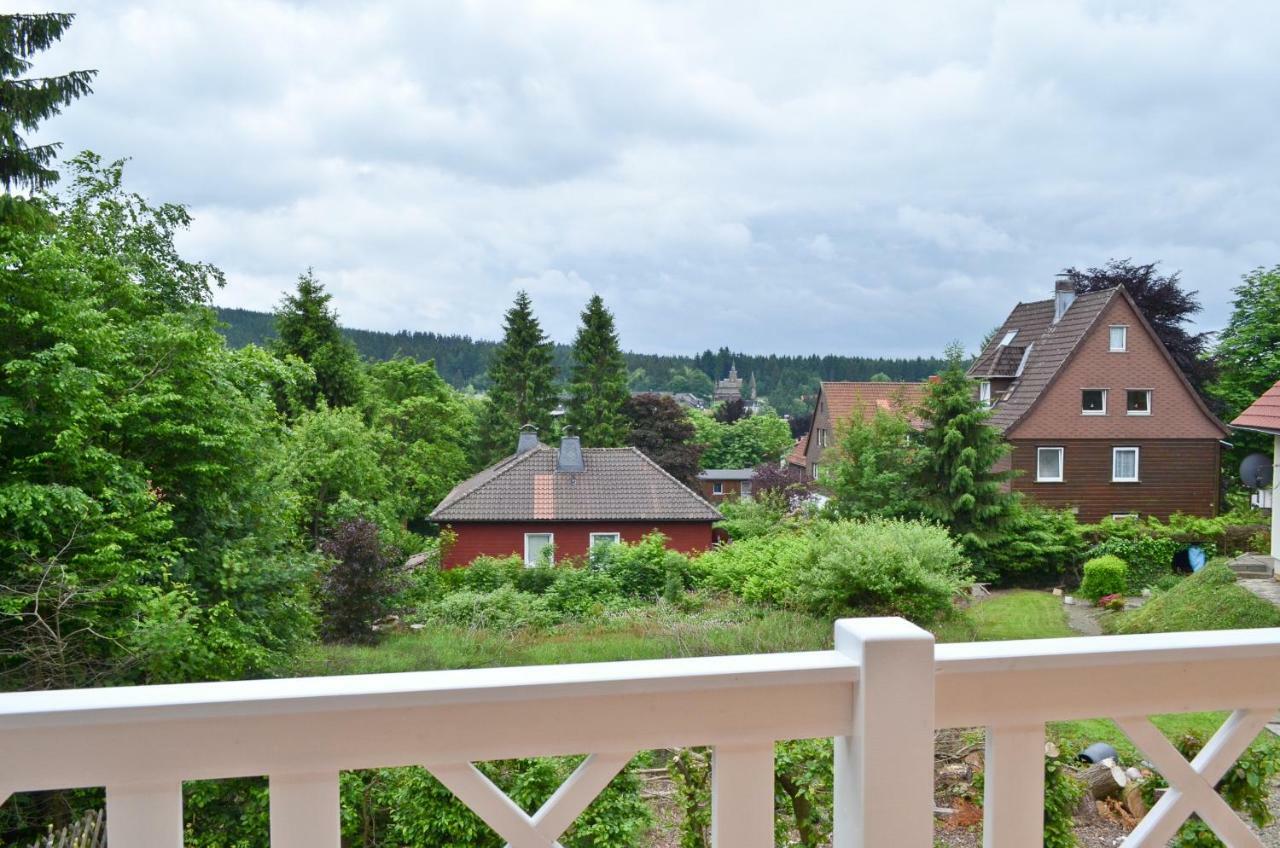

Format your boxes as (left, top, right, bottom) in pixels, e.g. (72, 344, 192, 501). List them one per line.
(545, 567, 624, 619)
(444, 555, 525, 592)
(715, 491, 795, 540)
(696, 532, 810, 606)
(1079, 555, 1127, 601)
(428, 586, 556, 631)
(1088, 534, 1180, 594)
(514, 564, 560, 595)
(791, 519, 971, 625)
(593, 533, 692, 599)
(1108, 564, 1280, 634)
(318, 518, 404, 644)
(977, 505, 1086, 587)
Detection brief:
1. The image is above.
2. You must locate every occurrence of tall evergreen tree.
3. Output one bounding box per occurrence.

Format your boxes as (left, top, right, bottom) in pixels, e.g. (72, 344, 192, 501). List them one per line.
(915, 343, 1016, 558)
(1, 13, 95, 193)
(272, 270, 363, 409)
(478, 291, 557, 462)
(565, 294, 629, 446)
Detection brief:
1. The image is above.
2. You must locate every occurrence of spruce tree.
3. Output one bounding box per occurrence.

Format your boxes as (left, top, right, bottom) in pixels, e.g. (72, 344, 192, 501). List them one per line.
(1, 13, 96, 192)
(272, 270, 364, 409)
(478, 291, 557, 462)
(565, 294, 629, 446)
(915, 343, 1016, 557)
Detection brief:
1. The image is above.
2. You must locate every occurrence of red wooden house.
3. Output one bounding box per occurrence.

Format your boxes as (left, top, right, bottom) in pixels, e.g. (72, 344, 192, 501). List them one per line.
(430, 430, 722, 568)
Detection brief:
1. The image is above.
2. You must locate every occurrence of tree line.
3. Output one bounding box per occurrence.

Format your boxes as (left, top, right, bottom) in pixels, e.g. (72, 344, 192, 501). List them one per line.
(215, 306, 946, 415)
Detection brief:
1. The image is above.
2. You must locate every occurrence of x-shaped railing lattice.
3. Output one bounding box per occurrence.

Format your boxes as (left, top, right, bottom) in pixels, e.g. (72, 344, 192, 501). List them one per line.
(1118, 708, 1272, 848)
(428, 751, 636, 848)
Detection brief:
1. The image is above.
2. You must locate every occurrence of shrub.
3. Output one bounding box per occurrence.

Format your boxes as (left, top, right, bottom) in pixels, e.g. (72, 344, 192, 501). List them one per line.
(791, 519, 971, 625)
(715, 491, 794, 540)
(318, 518, 404, 644)
(1108, 563, 1280, 634)
(696, 531, 810, 606)
(594, 533, 692, 599)
(1043, 746, 1085, 848)
(1079, 556, 1127, 601)
(514, 564, 560, 595)
(1088, 535, 1180, 594)
(1150, 573, 1183, 593)
(428, 586, 556, 631)
(446, 555, 525, 592)
(977, 505, 1086, 587)
(546, 567, 624, 619)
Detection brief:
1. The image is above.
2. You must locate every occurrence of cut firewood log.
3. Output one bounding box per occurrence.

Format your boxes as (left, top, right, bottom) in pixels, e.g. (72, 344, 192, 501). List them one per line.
(1077, 760, 1125, 799)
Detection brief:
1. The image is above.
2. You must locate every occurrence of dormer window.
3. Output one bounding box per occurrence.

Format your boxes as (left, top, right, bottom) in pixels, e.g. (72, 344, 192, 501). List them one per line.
(999, 330, 1018, 347)
(1082, 389, 1107, 415)
(1109, 325, 1128, 352)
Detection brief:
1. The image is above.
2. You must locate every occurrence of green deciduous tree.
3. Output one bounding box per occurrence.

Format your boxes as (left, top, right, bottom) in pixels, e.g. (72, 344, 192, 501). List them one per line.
(565, 294, 629, 446)
(478, 291, 557, 463)
(827, 409, 922, 519)
(915, 343, 1017, 561)
(1211, 266, 1280, 467)
(273, 270, 363, 410)
(693, 408, 793, 470)
(0, 13, 95, 193)
(622, 394, 704, 486)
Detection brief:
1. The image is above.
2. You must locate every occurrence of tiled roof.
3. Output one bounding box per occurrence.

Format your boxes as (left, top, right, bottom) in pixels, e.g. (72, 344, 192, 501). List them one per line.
(969, 301, 1055, 377)
(1232, 380, 1280, 435)
(971, 289, 1118, 432)
(430, 446, 722, 522)
(786, 439, 807, 467)
(821, 382, 929, 427)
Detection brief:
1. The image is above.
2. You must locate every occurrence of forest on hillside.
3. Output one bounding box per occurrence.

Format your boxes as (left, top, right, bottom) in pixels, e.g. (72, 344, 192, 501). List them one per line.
(216, 306, 947, 415)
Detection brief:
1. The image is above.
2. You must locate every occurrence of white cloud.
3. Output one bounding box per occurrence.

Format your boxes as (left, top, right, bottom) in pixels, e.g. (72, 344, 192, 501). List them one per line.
(28, 0, 1280, 355)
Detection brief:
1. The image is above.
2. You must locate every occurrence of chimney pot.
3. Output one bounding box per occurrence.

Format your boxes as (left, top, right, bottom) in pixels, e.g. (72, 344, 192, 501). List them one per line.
(557, 430, 585, 472)
(516, 425, 539, 455)
(1053, 276, 1076, 323)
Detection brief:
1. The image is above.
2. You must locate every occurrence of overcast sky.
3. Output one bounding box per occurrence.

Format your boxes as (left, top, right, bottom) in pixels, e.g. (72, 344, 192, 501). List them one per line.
(29, 1, 1280, 357)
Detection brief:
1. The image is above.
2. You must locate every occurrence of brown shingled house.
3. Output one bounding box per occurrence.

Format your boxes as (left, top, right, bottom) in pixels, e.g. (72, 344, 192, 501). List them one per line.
(969, 280, 1229, 522)
(799, 382, 928, 480)
(430, 429, 722, 568)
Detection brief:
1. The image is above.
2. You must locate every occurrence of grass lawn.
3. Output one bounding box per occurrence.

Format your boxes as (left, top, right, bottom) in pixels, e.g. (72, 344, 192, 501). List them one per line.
(935, 590, 1075, 643)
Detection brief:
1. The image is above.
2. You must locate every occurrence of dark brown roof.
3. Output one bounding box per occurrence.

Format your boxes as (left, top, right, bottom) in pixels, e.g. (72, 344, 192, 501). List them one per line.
(969, 300, 1055, 378)
(1232, 380, 1280, 435)
(430, 446, 722, 522)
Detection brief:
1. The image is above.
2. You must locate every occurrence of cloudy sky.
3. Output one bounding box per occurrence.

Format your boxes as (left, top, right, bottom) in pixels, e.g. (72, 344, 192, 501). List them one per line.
(29, 1, 1280, 356)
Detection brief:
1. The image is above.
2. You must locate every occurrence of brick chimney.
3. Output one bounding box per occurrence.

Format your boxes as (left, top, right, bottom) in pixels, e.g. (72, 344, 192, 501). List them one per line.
(556, 429, 585, 472)
(516, 424, 539, 455)
(1053, 276, 1076, 323)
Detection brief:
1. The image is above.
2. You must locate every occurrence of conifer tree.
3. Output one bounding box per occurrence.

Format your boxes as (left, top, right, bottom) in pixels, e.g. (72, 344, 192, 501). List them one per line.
(478, 291, 557, 462)
(1, 13, 96, 192)
(915, 343, 1016, 557)
(272, 270, 364, 409)
(565, 294, 629, 446)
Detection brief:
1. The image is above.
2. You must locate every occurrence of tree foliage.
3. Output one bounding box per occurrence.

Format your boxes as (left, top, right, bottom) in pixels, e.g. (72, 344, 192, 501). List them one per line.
(1210, 265, 1280, 470)
(692, 408, 793, 470)
(272, 270, 363, 410)
(826, 409, 921, 519)
(622, 394, 704, 486)
(318, 519, 403, 644)
(565, 294, 629, 447)
(914, 343, 1017, 563)
(478, 291, 557, 463)
(1062, 259, 1215, 397)
(0, 13, 96, 193)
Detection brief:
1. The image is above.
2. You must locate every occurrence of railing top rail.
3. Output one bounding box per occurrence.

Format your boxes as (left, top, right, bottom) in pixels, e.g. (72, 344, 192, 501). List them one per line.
(936, 627, 1280, 672)
(0, 650, 856, 730)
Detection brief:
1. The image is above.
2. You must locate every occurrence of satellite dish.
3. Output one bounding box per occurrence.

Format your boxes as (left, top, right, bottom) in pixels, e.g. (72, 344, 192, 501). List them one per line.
(1240, 453, 1275, 489)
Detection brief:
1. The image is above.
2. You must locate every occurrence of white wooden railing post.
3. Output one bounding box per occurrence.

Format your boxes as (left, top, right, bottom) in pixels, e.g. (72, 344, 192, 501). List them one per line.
(710, 743, 775, 847)
(982, 723, 1044, 848)
(270, 771, 341, 848)
(832, 617, 936, 848)
(105, 781, 183, 846)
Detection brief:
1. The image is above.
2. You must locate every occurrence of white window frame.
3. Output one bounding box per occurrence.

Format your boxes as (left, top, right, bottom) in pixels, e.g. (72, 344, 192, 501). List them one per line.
(523, 532, 554, 566)
(740, 480, 753, 499)
(712, 481, 724, 495)
(589, 532, 621, 548)
(979, 381, 992, 406)
(1109, 325, 1128, 352)
(1112, 447, 1140, 483)
(1036, 447, 1065, 483)
(1111, 512, 1139, 521)
(999, 330, 1018, 346)
(1081, 388, 1108, 416)
(1125, 389, 1152, 416)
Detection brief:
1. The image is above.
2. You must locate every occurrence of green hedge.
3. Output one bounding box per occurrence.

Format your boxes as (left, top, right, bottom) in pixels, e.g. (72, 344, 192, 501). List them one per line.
(1088, 536, 1179, 594)
(1079, 556, 1127, 601)
(1107, 564, 1280, 634)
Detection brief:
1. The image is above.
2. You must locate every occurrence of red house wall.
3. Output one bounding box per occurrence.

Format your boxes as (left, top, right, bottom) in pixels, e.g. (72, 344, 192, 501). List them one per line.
(441, 522, 716, 568)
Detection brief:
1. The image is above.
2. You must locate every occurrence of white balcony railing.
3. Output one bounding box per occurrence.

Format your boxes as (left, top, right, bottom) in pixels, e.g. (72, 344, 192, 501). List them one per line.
(4, 618, 1280, 847)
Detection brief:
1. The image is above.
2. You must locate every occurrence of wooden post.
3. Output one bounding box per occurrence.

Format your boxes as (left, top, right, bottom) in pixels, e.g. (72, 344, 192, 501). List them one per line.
(832, 617, 936, 848)
(106, 781, 183, 847)
(982, 724, 1045, 848)
(270, 771, 341, 848)
(710, 743, 775, 848)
